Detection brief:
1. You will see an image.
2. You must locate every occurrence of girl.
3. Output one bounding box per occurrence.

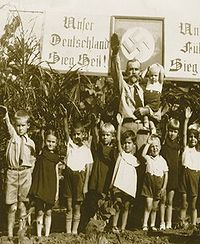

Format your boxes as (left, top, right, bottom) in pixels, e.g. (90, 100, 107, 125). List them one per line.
(160, 118, 180, 230)
(142, 63, 165, 133)
(111, 113, 139, 233)
(141, 135, 168, 231)
(63, 109, 93, 235)
(179, 107, 200, 230)
(29, 128, 60, 237)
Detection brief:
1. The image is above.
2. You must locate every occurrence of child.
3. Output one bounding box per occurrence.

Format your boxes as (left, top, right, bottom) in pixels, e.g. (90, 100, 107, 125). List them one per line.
(29, 128, 61, 237)
(88, 120, 117, 214)
(160, 118, 180, 230)
(111, 113, 139, 233)
(1, 106, 35, 239)
(179, 107, 200, 230)
(142, 63, 165, 133)
(141, 134, 168, 231)
(63, 109, 93, 235)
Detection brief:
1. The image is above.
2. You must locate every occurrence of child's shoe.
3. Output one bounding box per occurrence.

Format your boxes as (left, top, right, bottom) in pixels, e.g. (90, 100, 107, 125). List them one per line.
(142, 226, 148, 231)
(166, 223, 172, 230)
(150, 226, 157, 231)
(159, 222, 166, 230)
(112, 226, 120, 234)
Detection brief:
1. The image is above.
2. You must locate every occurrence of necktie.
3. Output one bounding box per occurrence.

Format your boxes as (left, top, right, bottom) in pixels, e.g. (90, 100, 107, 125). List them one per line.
(133, 85, 143, 108)
(19, 136, 26, 165)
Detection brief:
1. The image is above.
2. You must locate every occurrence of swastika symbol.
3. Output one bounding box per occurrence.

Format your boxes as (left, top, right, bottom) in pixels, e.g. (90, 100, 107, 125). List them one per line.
(121, 27, 155, 63)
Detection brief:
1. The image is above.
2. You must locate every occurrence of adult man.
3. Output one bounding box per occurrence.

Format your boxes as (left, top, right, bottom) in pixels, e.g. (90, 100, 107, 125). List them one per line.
(111, 33, 151, 149)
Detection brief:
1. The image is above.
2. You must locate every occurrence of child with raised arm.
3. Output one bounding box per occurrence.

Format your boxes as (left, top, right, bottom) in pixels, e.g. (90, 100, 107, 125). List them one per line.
(160, 118, 181, 230)
(179, 107, 200, 230)
(141, 134, 168, 231)
(29, 128, 61, 237)
(1, 106, 35, 239)
(63, 109, 93, 235)
(110, 113, 139, 233)
(87, 119, 117, 216)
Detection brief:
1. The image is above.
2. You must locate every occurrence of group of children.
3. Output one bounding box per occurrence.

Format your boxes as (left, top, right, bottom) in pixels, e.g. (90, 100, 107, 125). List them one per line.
(1, 96, 200, 239)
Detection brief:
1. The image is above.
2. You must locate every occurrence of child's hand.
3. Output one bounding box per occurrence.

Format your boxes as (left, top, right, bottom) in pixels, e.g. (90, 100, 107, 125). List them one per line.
(185, 106, 192, 119)
(159, 188, 166, 198)
(116, 113, 123, 125)
(147, 134, 155, 145)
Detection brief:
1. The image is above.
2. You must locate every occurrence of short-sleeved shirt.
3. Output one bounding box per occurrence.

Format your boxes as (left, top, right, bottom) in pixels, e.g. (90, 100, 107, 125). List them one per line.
(64, 138, 93, 171)
(182, 146, 200, 171)
(145, 155, 168, 177)
(6, 124, 35, 168)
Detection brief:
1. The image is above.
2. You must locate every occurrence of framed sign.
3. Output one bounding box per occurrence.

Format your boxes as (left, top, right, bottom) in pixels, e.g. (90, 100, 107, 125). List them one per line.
(41, 12, 111, 76)
(111, 16, 164, 71)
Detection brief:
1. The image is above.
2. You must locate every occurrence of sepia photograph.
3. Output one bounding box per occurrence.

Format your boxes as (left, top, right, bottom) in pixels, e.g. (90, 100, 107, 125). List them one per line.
(0, 0, 200, 243)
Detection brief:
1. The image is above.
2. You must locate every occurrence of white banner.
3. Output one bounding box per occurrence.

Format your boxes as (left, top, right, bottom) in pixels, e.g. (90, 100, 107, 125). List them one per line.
(165, 18, 200, 81)
(41, 12, 110, 75)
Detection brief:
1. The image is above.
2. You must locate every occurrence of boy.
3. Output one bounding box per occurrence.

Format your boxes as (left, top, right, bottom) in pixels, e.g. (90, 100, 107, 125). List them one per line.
(63, 109, 93, 235)
(1, 106, 35, 239)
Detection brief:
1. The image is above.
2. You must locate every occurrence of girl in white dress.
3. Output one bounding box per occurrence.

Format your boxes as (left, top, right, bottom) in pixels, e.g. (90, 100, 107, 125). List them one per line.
(111, 113, 139, 233)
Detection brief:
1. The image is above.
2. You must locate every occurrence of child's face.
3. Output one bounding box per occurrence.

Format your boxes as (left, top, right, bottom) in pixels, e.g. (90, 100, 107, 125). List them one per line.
(101, 130, 113, 145)
(188, 132, 198, 147)
(45, 134, 57, 152)
(15, 118, 29, 136)
(149, 70, 159, 83)
(168, 128, 179, 141)
(122, 137, 135, 153)
(72, 128, 84, 146)
(149, 139, 161, 157)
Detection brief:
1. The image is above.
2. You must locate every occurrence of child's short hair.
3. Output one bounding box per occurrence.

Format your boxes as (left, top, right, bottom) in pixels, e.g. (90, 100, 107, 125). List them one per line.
(121, 130, 136, 144)
(71, 121, 85, 133)
(100, 122, 115, 134)
(168, 118, 180, 130)
(14, 110, 30, 123)
(187, 128, 199, 140)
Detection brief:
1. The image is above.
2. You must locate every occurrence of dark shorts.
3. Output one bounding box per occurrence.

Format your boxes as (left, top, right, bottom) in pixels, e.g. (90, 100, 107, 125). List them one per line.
(179, 167, 200, 197)
(63, 166, 86, 202)
(112, 187, 134, 204)
(141, 172, 164, 200)
(35, 197, 53, 212)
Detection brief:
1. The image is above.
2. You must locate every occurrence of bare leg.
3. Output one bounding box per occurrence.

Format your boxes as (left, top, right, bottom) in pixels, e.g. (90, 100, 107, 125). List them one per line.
(44, 209, 52, 237)
(66, 198, 73, 234)
(18, 201, 27, 231)
(36, 210, 44, 237)
(191, 196, 197, 226)
(160, 194, 166, 229)
(180, 193, 188, 227)
(72, 202, 81, 235)
(8, 203, 17, 238)
(143, 197, 153, 228)
(166, 190, 174, 229)
(121, 201, 130, 231)
(150, 200, 159, 228)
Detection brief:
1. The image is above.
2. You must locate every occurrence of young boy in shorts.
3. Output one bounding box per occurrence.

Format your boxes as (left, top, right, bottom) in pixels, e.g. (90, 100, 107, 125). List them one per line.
(2, 106, 35, 239)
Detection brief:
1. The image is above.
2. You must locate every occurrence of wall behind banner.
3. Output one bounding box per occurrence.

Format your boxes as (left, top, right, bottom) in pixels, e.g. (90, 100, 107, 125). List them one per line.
(0, 0, 200, 81)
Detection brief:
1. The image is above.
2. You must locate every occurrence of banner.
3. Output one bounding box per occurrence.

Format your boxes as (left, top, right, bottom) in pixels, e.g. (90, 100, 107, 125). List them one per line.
(165, 18, 200, 81)
(41, 12, 110, 75)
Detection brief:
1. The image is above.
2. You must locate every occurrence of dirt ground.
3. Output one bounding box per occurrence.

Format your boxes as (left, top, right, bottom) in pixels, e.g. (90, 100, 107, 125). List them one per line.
(1, 210, 200, 244)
